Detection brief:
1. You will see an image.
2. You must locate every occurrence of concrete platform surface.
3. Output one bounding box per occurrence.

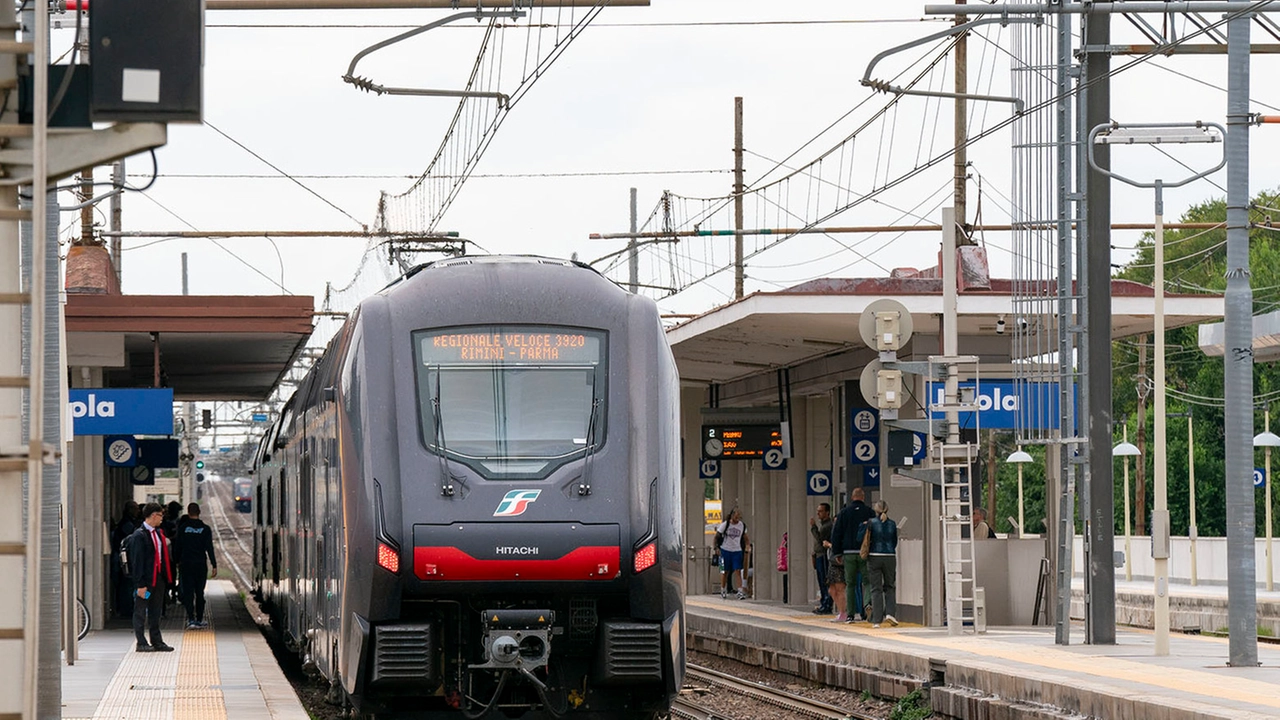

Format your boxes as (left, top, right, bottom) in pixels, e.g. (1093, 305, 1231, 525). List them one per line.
(687, 591, 1280, 720)
(62, 580, 308, 720)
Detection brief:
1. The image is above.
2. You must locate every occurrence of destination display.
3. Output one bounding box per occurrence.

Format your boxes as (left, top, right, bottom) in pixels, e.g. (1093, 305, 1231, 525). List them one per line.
(702, 424, 783, 460)
(418, 327, 602, 364)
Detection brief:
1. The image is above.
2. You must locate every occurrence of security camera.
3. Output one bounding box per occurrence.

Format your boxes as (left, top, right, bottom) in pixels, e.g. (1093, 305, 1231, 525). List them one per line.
(995, 316, 1006, 335)
(1017, 317, 1029, 331)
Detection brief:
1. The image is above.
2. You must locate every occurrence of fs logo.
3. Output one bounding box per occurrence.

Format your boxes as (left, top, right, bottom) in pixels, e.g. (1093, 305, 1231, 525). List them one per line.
(493, 490, 542, 517)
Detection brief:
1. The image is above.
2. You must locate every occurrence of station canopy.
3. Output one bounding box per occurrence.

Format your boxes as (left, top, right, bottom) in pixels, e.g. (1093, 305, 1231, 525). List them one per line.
(66, 293, 314, 401)
(666, 275, 1222, 385)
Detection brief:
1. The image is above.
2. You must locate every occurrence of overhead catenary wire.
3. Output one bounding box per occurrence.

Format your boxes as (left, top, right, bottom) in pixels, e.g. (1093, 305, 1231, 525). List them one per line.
(613, 1, 1277, 301)
(205, 121, 368, 229)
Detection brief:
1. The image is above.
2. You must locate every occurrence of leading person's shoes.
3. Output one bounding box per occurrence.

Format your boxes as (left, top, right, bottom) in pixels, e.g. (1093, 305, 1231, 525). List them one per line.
(885, 615, 899, 627)
(135, 643, 154, 653)
(151, 642, 175, 652)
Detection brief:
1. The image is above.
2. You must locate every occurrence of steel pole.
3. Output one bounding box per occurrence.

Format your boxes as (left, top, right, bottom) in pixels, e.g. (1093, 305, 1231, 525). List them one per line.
(1224, 0, 1258, 668)
(733, 97, 744, 300)
(1153, 181, 1170, 656)
(1084, 3, 1116, 645)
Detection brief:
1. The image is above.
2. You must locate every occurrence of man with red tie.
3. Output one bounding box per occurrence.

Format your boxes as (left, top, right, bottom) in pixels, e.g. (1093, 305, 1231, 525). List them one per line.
(127, 502, 175, 652)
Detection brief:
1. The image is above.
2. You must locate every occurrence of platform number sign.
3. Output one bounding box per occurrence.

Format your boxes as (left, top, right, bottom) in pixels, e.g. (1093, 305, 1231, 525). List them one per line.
(807, 470, 832, 496)
(1256, 468, 1267, 489)
(700, 459, 721, 480)
(852, 438, 877, 464)
(763, 448, 787, 471)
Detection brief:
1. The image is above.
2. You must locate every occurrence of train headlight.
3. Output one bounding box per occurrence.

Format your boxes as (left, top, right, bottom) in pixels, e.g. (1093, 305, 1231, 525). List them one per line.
(377, 542, 400, 574)
(633, 542, 657, 573)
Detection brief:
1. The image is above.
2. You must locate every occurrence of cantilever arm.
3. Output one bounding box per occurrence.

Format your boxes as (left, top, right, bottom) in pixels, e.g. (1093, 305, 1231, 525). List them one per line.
(342, 9, 523, 106)
(861, 15, 1038, 113)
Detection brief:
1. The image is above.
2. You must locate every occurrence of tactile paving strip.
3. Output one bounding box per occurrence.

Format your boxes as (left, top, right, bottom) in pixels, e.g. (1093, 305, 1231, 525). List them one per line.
(91, 610, 186, 720)
(174, 614, 226, 720)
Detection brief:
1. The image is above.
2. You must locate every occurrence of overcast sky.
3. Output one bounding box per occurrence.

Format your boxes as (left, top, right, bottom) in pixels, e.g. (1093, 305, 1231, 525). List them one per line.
(54, 1, 1280, 318)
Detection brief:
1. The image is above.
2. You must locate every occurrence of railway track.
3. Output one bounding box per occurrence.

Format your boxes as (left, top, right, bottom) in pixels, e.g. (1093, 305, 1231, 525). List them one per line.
(206, 478, 253, 591)
(679, 664, 863, 720)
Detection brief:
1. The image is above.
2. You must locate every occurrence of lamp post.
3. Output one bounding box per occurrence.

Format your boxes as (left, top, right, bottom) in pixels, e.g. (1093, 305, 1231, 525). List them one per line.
(1187, 410, 1197, 586)
(1255, 409, 1280, 592)
(1114, 432, 1141, 583)
(1089, 120, 1226, 657)
(1007, 448, 1033, 538)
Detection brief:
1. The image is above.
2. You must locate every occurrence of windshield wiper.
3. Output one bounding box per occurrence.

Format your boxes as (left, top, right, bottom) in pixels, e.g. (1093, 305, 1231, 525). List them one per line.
(431, 370, 455, 496)
(578, 392, 602, 497)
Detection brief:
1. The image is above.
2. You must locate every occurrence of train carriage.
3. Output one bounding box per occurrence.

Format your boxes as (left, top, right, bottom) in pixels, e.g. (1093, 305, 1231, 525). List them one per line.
(254, 256, 685, 719)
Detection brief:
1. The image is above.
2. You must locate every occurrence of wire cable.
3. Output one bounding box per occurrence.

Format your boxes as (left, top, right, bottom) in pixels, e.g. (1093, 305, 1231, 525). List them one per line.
(204, 121, 367, 229)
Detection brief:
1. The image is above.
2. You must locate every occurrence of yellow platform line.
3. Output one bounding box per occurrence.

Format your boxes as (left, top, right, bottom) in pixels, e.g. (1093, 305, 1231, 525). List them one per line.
(888, 630, 1280, 712)
(175, 625, 227, 720)
(688, 597, 1280, 711)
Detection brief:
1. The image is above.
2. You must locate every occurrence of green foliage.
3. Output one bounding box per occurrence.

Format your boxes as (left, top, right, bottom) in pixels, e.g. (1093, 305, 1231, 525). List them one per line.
(1109, 188, 1280, 540)
(861, 689, 873, 702)
(888, 688, 932, 720)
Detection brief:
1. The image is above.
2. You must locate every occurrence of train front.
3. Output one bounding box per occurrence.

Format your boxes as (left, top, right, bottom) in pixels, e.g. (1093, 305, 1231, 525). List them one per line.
(343, 258, 684, 719)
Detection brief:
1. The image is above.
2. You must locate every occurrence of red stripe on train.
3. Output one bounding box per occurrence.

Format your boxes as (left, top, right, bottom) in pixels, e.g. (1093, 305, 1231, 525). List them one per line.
(413, 546, 621, 581)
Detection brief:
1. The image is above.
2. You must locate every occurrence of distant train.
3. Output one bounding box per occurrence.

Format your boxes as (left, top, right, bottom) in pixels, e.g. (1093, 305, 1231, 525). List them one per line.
(253, 256, 685, 719)
(233, 477, 253, 513)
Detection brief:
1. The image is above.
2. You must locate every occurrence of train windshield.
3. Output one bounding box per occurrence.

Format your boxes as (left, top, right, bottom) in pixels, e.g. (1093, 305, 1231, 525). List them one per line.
(414, 326, 606, 477)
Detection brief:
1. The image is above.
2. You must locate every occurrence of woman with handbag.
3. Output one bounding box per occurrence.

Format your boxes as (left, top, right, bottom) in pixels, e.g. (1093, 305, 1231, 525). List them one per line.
(865, 500, 900, 628)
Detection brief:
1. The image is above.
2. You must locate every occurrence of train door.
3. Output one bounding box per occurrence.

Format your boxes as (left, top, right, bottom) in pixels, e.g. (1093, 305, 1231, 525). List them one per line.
(254, 482, 264, 586)
(270, 472, 280, 588)
(298, 442, 313, 651)
(315, 433, 332, 676)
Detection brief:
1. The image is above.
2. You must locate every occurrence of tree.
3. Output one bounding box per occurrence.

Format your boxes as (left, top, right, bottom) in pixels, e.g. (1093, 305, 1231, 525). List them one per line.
(1111, 189, 1280, 538)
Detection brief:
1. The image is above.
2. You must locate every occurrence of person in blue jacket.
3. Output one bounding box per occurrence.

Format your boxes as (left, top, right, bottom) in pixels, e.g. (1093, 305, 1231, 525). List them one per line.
(866, 500, 900, 628)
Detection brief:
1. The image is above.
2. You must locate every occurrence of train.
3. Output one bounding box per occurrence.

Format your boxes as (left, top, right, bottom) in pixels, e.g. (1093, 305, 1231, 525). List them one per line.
(233, 477, 253, 513)
(252, 256, 685, 719)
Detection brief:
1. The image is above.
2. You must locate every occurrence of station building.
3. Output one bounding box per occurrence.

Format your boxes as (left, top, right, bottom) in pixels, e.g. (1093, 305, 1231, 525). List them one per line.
(671, 248, 1223, 626)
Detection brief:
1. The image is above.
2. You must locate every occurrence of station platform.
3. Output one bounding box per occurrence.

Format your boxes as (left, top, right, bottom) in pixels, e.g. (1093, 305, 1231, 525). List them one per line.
(62, 580, 308, 720)
(687, 585, 1280, 720)
(1082, 577, 1280, 636)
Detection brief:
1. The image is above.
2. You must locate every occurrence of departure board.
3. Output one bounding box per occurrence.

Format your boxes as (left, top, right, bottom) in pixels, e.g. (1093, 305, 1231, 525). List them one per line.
(701, 424, 783, 460)
(419, 327, 602, 364)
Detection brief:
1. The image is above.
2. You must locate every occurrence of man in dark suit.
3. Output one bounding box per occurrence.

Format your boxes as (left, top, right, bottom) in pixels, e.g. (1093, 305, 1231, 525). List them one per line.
(127, 502, 175, 652)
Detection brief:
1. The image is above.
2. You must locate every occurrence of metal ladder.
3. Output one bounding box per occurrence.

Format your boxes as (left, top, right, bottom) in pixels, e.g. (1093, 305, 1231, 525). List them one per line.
(928, 355, 985, 635)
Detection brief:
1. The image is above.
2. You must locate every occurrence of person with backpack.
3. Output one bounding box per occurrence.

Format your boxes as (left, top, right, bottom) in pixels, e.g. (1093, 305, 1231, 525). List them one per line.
(111, 501, 140, 618)
(127, 503, 175, 652)
(174, 503, 218, 628)
(830, 487, 875, 622)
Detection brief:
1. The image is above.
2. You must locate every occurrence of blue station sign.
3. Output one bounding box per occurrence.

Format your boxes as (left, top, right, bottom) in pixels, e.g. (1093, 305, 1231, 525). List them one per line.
(69, 388, 174, 436)
(926, 380, 1077, 431)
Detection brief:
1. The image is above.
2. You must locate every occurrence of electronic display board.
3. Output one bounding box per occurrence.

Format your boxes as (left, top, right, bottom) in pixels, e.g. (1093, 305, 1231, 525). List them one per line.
(419, 327, 602, 364)
(701, 424, 783, 460)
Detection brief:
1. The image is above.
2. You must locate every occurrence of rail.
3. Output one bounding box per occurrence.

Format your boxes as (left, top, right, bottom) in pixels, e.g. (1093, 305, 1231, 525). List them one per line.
(682, 664, 862, 720)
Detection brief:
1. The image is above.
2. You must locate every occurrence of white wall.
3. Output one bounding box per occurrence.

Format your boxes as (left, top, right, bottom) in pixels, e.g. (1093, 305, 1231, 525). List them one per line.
(1073, 534, 1279, 586)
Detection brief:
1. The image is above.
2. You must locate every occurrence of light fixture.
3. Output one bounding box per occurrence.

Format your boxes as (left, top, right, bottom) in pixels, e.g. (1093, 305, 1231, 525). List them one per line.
(1253, 431, 1280, 448)
(1113, 442, 1141, 457)
(995, 315, 1007, 335)
(1007, 448, 1033, 538)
